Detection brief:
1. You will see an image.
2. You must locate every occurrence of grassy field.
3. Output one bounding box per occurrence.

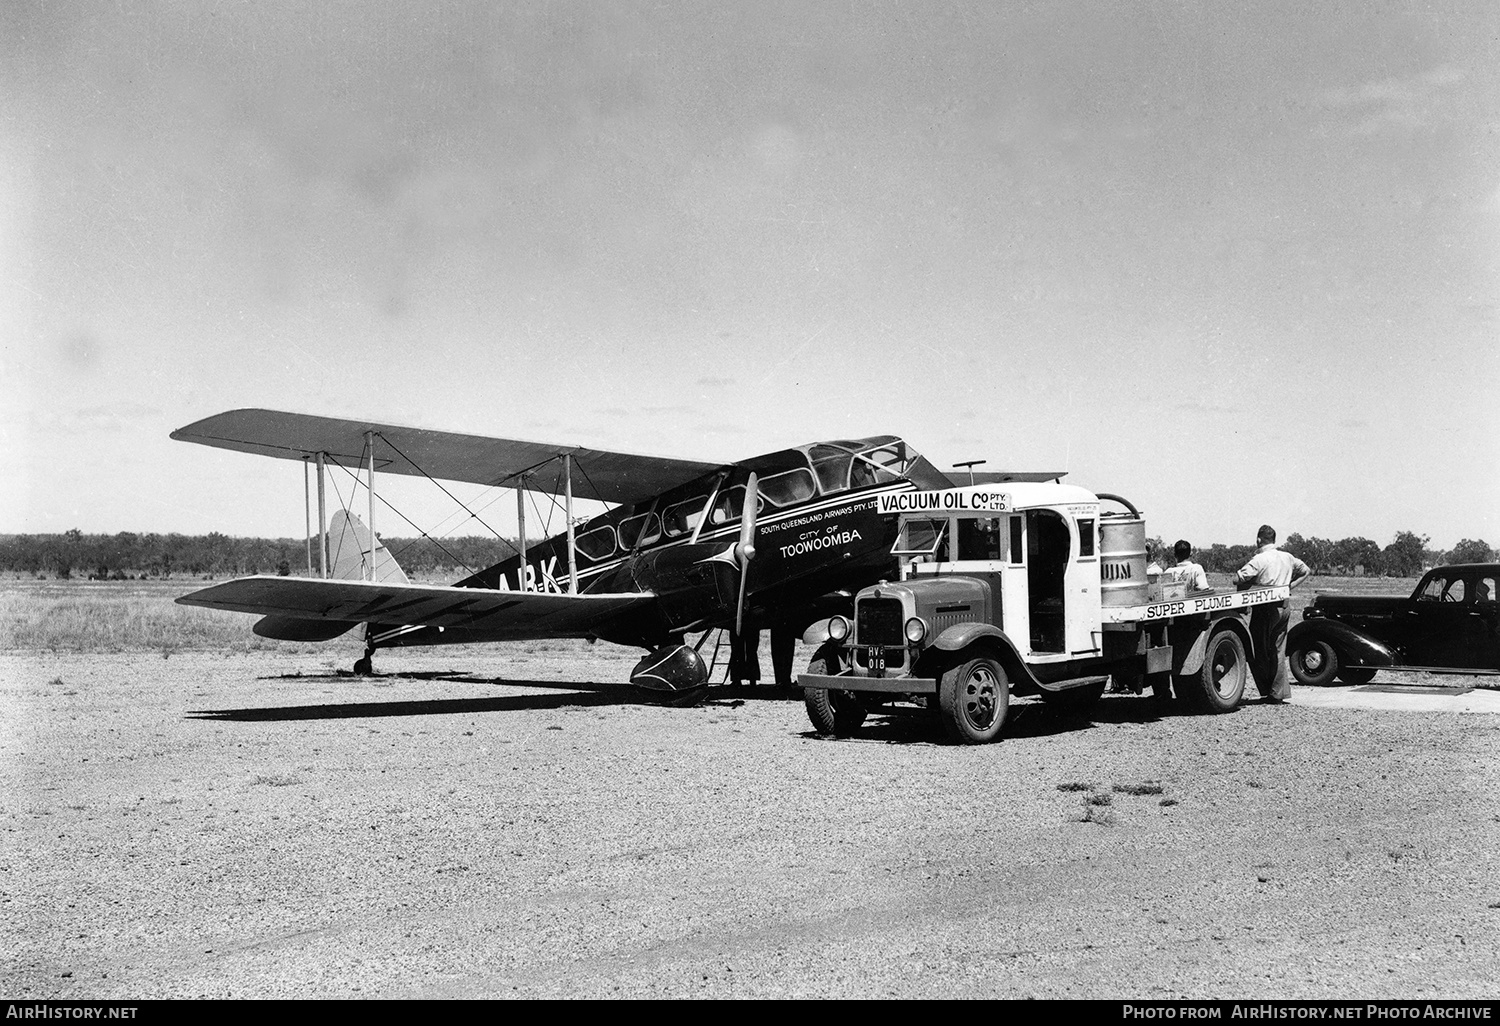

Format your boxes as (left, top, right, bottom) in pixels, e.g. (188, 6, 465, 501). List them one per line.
(0, 573, 1422, 655)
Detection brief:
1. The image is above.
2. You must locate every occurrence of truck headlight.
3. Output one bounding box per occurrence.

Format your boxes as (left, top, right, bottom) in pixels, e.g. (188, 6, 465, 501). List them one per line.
(828, 615, 850, 641)
(904, 616, 928, 644)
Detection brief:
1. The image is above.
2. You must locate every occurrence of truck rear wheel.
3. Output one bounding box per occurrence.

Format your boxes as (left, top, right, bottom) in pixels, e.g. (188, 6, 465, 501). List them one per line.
(1175, 629, 1246, 714)
(803, 644, 866, 737)
(938, 656, 1010, 744)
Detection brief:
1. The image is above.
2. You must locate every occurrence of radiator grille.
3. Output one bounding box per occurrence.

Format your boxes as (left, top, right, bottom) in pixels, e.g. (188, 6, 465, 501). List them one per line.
(857, 598, 904, 647)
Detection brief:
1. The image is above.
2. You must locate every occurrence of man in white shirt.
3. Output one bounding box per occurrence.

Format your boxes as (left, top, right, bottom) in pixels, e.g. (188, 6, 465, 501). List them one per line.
(1165, 540, 1210, 593)
(1235, 525, 1311, 703)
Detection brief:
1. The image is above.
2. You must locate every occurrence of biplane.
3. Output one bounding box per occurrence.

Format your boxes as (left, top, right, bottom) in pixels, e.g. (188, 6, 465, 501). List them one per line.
(172, 409, 1060, 697)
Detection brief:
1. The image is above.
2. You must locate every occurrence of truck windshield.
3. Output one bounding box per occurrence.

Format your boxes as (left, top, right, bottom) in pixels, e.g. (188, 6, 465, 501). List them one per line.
(894, 518, 948, 560)
(956, 517, 1004, 560)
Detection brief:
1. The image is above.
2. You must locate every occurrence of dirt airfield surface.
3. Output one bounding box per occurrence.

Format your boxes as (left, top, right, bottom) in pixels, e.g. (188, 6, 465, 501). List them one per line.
(3, 643, 1498, 1000)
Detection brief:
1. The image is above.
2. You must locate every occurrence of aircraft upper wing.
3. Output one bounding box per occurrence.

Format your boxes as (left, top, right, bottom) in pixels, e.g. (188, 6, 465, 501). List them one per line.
(178, 576, 656, 639)
(171, 408, 725, 506)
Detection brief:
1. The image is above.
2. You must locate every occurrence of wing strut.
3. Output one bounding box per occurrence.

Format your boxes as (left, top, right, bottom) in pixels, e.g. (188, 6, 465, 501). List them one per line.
(564, 454, 578, 593)
(365, 431, 377, 582)
(316, 451, 328, 577)
(517, 475, 528, 590)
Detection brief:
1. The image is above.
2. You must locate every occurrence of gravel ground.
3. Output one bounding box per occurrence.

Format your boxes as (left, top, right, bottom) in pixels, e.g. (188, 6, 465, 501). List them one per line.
(2, 645, 1498, 1000)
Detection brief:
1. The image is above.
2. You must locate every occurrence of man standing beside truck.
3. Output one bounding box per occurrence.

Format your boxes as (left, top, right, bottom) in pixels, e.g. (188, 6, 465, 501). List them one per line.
(1235, 525, 1311, 703)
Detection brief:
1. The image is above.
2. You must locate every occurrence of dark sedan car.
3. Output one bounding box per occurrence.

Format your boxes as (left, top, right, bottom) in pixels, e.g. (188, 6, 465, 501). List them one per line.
(1288, 563, 1500, 686)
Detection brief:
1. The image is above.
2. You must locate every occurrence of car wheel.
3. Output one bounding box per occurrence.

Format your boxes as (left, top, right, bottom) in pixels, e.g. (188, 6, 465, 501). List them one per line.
(938, 656, 1010, 744)
(1289, 639, 1340, 687)
(1337, 667, 1377, 686)
(1175, 629, 1247, 714)
(802, 643, 865, 737)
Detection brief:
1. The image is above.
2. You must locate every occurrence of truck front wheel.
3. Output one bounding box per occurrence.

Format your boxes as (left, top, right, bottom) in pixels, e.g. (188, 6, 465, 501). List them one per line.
(1175, 629, 1246, 714)
(803, 644, 866, 737)
(938, 656, 1010, 744)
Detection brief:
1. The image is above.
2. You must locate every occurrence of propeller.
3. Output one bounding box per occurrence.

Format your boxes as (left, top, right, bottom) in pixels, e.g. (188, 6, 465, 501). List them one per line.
(734, 471, 759, 635)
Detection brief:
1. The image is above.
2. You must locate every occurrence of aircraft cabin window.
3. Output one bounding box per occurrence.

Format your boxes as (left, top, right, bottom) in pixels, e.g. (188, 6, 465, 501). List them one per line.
(758, 468, 817, 507)
(661, 494, 711, 539)
(618, 512, 661, 550)
(707, 485, 756, 527)
(574, 526, 616, 561)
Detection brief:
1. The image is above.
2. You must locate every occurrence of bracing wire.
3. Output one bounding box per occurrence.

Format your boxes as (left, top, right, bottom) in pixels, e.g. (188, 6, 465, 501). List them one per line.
(375, 435, 512, 552)
(325, 455, 479, 577)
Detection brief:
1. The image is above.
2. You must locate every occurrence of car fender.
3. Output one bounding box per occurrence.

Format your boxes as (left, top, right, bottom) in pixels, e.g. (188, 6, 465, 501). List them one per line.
(1287, 618, 1398, 668)
(1176, 617, 1253, 677)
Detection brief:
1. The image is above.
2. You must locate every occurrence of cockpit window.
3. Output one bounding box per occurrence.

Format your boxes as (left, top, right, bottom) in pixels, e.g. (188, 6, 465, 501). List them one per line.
(856, 442, 917, 484)
(758, 468, 817, 507)
(809, 444, 855, 493)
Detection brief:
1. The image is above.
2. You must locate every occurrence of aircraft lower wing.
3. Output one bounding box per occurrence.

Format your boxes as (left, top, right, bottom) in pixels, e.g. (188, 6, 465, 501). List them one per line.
(177, 576, 656, 639)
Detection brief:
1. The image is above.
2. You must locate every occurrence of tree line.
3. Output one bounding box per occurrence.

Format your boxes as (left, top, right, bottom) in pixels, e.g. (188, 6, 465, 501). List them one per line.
(1, 528, 1494, 581)
(0, 530, 519, 580)
(1148, 531, 1495, 579)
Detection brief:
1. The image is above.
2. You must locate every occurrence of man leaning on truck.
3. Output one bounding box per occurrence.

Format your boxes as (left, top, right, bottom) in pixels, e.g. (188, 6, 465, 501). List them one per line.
(1235, 525, 1311, 703)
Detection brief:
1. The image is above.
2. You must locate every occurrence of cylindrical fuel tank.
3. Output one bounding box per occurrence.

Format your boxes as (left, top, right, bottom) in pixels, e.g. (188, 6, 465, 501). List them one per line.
(1099, 514, 1148, 606)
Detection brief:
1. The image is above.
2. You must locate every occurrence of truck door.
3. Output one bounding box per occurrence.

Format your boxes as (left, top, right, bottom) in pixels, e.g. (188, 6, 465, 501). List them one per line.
(1027, 509, 1069, 652)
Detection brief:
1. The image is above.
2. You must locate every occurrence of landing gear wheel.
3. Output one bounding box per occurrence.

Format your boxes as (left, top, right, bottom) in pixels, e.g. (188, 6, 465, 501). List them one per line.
(1288, 639, 1339, 687)
(1174, 630, 1246, 714)
(938, 656, 1010, 744)
(803, 643, 865, 736)
(1337, 667, 1377, 686)
(352, 656, 373, 676)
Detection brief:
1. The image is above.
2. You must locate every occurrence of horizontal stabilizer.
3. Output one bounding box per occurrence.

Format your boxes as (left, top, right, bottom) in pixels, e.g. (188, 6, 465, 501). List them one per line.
(178, 576, 657, 640)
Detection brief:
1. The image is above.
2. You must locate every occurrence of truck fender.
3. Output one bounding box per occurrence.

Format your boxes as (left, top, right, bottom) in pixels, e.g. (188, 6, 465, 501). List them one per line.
(1287, 619, 1398, 668)
(1175, 617, 1253, 677)
(926, 624, 1046, 694)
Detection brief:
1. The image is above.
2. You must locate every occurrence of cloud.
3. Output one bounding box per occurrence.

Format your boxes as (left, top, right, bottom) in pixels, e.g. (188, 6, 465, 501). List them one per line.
(1317, 64, 1467, 136)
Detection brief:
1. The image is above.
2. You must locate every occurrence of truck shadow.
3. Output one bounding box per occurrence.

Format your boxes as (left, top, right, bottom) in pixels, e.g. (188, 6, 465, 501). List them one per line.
(833, 693, 1181, 745)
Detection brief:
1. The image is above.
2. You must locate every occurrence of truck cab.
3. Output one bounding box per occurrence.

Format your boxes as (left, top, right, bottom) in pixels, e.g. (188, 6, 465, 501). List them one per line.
(799, 483, 1278, 743)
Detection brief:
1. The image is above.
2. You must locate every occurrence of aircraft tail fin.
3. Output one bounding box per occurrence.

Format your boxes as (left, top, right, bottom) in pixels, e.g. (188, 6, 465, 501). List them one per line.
(326, 509, 411, 585)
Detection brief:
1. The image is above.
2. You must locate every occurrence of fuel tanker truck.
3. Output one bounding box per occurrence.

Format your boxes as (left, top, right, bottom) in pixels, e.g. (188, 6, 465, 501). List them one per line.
(796, 482, 1290, 744)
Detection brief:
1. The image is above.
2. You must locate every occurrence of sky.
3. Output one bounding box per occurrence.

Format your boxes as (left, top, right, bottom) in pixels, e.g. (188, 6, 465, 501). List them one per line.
(4, 0, 1498, 551)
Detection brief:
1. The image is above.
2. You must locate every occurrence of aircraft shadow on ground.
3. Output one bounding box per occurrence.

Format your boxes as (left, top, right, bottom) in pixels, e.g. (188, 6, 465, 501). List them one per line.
(802, 693, 1177, 746)
(193, 673, 804, 722)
